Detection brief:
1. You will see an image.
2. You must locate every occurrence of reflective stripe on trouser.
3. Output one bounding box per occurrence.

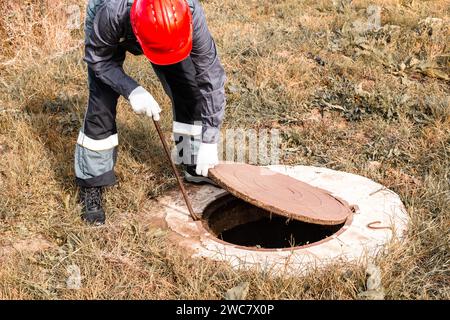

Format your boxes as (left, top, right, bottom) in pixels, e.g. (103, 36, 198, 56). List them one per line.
(152, 57, 203, 166)
(74, 67, 119, 187)
(172, 121, 202, 165)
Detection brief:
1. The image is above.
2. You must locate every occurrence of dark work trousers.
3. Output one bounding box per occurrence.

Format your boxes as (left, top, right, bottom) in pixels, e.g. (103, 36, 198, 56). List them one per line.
(75, 56, 204, 188)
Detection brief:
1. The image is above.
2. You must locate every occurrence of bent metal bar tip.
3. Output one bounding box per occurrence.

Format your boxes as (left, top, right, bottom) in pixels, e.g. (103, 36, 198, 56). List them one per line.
(153, 119, 200, 221)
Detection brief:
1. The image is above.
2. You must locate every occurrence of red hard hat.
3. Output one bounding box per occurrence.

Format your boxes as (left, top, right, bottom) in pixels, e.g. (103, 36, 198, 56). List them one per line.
(130, 0, 193, 65)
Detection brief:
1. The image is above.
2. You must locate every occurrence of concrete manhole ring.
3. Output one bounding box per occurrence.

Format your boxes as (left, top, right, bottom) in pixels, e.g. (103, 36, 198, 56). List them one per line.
(154, 165, 409, 275)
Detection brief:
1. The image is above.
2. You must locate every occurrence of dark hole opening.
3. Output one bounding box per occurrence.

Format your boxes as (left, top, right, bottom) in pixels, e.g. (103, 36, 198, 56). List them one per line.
(203, 194, 345, 249)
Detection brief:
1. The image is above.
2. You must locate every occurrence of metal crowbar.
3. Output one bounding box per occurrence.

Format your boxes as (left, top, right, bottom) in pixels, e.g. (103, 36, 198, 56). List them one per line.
(152, 119, 200, 221)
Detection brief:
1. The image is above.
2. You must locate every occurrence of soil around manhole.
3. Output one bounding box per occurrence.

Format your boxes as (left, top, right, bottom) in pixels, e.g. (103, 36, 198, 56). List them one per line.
(202, 194, 345, 249)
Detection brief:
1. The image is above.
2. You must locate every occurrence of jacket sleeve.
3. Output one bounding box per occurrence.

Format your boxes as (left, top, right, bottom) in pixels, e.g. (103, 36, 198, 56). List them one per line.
(189, 0, 227, 144)
(84, 2, 139, 99)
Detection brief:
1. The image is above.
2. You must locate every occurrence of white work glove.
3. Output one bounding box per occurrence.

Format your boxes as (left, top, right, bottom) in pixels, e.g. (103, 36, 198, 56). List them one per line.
(196, 143, 219, 177)
(129, 86, 161, 121)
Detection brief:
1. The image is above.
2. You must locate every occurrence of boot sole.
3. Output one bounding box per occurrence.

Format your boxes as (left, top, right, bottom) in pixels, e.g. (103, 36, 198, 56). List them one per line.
(82, 209, 106, 225)
(184, 171, 217, 186)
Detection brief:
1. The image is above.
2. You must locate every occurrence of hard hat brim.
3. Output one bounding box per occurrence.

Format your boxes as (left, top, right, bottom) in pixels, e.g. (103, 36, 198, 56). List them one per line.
(142, 36, 193, 66)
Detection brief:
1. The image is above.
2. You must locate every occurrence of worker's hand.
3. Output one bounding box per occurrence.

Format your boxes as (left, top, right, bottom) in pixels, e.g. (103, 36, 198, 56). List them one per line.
(129, 86, 161, 121)
(196, 143, 219, 177)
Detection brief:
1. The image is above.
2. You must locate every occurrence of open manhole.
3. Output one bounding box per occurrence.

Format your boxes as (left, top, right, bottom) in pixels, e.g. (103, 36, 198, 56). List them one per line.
(162, 165, 409, 274)
(202, 193, 346, 249)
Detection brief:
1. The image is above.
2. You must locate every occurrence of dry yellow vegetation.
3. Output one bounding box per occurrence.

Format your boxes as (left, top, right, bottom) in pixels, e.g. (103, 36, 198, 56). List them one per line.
(0, 0, 449, 299)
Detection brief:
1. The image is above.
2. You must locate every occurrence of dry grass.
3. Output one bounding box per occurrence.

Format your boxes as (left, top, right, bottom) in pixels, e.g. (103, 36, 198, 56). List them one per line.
(0, 0, 449, 299)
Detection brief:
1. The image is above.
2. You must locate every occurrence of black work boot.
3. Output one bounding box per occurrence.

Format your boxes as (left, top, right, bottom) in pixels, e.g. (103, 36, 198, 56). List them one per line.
(79, 186, 106, 225)
(183, 165, 217, 186)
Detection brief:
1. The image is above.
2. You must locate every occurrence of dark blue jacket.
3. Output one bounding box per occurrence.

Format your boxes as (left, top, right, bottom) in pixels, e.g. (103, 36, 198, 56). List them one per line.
(84, 0, 226, 143)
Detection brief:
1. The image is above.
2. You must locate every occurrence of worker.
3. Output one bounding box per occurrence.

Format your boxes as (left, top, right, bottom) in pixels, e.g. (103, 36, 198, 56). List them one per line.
(75, 0, 226, 225)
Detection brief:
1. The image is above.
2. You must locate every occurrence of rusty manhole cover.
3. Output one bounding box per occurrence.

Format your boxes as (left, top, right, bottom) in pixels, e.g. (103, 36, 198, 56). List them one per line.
(209, 163, 353, 225)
